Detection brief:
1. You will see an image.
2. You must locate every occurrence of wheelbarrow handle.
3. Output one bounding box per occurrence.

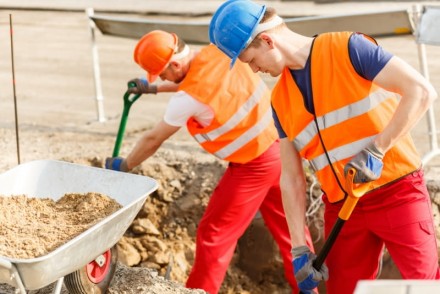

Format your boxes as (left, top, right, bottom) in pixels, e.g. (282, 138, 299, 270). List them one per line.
(112, 82, 142, 157)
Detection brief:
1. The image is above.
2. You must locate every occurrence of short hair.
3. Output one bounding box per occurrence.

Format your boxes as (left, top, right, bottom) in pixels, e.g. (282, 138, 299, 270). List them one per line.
(247, 7, 285, 49)
(176, 35, 187, 54)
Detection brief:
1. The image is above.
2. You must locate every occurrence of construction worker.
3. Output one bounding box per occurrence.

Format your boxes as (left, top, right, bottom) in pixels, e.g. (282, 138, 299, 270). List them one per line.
(209, 0, 440, 293)
(105, 29, 315, 294)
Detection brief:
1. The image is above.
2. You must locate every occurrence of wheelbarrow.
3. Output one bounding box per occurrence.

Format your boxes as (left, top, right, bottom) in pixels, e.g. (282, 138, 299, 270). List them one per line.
(0, 159, 158, 293)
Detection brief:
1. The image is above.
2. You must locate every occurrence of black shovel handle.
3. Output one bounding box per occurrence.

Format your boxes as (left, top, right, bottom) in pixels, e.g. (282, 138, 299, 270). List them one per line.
(298, 218, 345, 294)
(313, 217, 345, 270)
(298, 169, 369, 293)
(313, 168, 369, 269)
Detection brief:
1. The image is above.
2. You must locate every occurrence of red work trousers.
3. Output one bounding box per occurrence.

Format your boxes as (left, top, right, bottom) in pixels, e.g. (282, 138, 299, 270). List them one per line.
(186, 141, 314, 294)
(323, 169, 440, 294)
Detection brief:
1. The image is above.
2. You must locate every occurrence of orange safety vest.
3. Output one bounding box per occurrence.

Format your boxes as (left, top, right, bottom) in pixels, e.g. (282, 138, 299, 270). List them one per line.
(271, 32, 421, 202)
(179, 44, 277, 164)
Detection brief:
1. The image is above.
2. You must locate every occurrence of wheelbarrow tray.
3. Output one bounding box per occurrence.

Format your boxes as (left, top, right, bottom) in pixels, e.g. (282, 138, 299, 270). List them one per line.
(0, 159, 158, 290)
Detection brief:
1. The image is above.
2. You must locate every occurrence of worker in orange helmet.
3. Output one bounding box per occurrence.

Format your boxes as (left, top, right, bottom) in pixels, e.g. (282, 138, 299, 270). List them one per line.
(209, 1, 440, 294)
(105, 29, 316, 294)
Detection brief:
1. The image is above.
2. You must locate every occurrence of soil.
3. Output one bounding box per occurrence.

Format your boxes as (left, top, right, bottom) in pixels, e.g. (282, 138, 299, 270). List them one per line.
(0, 192, 121, 259)
(0, 5, 440, 294)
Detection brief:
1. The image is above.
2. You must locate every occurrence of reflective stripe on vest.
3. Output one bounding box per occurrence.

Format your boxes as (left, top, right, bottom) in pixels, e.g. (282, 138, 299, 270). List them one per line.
(194, 80, 266, 143)
(180, 44, 277, 163)
(213, 107, 273, 159)
(308, 135, 376, 172)
(295, 88, 392, 171)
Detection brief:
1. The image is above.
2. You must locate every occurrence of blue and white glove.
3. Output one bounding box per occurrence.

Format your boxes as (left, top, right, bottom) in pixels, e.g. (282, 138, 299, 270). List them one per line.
(127, 78, 157, 94)
(344, 142, 384, 183)
(105, 157, 129, 172)
(292, 246, 329, 293)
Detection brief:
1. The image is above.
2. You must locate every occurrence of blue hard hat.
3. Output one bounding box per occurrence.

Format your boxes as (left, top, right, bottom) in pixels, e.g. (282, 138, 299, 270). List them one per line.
(209, 0, 266, 67)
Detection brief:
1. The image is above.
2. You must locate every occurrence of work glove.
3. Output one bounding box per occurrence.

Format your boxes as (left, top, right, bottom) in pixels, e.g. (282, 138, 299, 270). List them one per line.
(344, 142, 384, 183)
(105, 157, 129, 172)
(292, 245, 329, 293)
(127, 78, 158, 95)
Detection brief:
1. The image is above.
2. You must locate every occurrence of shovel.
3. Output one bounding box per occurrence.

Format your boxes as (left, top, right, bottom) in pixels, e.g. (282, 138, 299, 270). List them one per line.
(313, 168, 370, 268)
(112, 81, 142, 157)
(299, 168, 370, 293)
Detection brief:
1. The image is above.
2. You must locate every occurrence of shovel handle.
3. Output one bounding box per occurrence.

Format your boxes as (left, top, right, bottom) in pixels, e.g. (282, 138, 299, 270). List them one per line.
(338, 168, 370, 220)
(299, 169, 369, 294)
(112, 83, 142, 157)
(124, 82, 142, 105)
(313, 168, 369, 268)
(312, 217, 345, 271)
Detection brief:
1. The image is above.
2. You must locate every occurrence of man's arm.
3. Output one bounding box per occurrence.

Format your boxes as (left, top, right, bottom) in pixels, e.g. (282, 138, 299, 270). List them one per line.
(279, 138, 308, 247)
(125, 120, 180, 169)
(157, 82, 180, 93)
(372, 56, 438, 154)
(128, 78, 180, 94)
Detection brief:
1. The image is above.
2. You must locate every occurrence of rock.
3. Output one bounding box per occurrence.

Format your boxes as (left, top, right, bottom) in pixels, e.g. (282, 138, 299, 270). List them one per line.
(149, 250, 171, 265)
(132, 218, 161, 235)
(141, 235, 168, 252)
(117, 239, 142, 266)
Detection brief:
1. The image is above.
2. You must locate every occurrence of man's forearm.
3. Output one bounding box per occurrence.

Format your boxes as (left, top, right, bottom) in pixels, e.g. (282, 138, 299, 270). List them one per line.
(280, 173, 308, 247)
(125, 133, 161, 169)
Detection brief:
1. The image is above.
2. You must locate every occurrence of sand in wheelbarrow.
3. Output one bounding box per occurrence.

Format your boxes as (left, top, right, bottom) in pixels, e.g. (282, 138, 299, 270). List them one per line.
(0, 192, 122, 259)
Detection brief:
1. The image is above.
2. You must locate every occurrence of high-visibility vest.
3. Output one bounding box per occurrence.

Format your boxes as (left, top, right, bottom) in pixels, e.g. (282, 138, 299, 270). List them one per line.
(180, 44, 277, 163)
(271, 32, 421, 202)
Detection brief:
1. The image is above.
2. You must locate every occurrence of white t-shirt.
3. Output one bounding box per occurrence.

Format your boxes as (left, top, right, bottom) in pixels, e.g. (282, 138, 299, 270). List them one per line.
(164, 90, 214, 127)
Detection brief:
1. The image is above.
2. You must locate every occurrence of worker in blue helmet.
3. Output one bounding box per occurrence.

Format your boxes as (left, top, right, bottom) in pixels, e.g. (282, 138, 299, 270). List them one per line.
(210, 1, 440, 294)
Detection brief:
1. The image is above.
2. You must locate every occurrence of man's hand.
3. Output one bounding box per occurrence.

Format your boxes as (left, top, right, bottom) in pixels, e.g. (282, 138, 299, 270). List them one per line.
(292, 246, 329, 293)
(105, 157, 129, 172)
(344, 142, 384, 183)
(127, 78, 158, 95)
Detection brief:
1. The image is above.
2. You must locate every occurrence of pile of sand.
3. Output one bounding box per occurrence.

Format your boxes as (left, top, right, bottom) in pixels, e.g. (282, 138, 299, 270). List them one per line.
(0, 192, 121, 259)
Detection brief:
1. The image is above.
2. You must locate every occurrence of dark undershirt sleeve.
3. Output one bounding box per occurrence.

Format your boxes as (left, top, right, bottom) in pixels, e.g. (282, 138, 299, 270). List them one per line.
(272, 106, 287, 138)
(349, 33, 393, 81)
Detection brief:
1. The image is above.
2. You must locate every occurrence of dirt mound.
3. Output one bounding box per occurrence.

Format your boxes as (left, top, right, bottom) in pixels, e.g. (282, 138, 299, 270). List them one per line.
(111, 150, 296, 294)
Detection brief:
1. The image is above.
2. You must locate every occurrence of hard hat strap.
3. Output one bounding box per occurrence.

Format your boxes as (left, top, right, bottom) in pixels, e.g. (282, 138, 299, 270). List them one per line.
(245, 15, 284, 48)
(171, 44, 190, 61)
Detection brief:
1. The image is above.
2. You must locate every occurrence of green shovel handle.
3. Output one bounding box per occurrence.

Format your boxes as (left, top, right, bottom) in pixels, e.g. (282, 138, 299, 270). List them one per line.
(112, 82, 142, 157)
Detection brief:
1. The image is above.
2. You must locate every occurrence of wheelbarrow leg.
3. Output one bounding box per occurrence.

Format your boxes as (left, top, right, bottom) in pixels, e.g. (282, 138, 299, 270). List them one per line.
(10, 269, 26, 294)
(0, 258, 26, 294)
(51, 277, 64, 294)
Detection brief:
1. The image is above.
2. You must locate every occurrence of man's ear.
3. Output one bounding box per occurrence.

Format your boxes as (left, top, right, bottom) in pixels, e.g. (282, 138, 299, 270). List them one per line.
(259, 33, 274, 48)
(169, 60, 181, 70)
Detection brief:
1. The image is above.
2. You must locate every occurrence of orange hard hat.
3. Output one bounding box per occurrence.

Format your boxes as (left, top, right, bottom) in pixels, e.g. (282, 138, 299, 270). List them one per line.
(133, 30, 178, 83)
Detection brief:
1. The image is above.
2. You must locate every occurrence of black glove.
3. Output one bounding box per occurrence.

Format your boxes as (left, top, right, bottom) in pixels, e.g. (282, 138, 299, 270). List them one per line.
(105, 157, 129, 172)
(127, 78, 157, 95)
(344, 143, 384, 183)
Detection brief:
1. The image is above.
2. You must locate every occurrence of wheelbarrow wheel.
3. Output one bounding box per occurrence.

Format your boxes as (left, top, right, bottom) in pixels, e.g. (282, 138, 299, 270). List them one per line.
(64, 245, 118, 294)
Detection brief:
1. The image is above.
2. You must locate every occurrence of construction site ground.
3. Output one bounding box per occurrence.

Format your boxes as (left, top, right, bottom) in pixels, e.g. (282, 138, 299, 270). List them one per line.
(0, 1, 440, 293)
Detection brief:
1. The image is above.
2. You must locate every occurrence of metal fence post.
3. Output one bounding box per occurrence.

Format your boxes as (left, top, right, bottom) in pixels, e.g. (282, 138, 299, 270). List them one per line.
(410, 4, 440, 166)
(86, 8, 106, 122)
